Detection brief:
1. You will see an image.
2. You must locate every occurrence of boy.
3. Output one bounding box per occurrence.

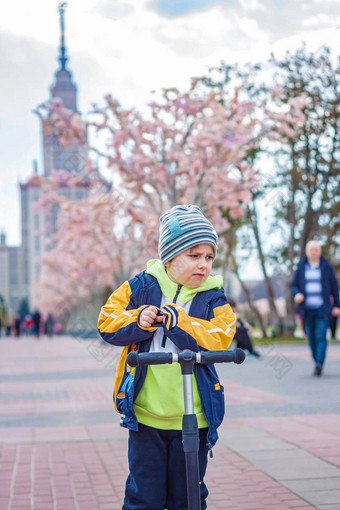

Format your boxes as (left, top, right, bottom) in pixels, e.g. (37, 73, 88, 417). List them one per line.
(98, 204, 236, 510)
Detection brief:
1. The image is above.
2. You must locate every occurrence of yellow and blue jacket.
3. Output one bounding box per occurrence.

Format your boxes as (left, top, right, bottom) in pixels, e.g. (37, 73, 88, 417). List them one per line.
(97, 260, 236, 448)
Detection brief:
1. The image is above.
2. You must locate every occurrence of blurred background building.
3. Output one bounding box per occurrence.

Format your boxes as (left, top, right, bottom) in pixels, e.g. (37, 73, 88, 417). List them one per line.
(0, 4, 88, 320)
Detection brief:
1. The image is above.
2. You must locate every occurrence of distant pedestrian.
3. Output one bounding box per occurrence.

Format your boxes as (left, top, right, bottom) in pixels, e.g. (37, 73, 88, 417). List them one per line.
(45, 313, 54, 338)
(14, 315, 21, 337)
(291, 240, 340, 376)
(32, 310, 41, 338)
(23, 315, 33, 336)
(228, 299, 261, 357)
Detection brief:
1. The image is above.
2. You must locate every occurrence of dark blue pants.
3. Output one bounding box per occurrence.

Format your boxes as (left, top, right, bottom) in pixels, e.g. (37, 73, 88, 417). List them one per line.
(304, 307, 329, 366)
(123, 423, 209, 510)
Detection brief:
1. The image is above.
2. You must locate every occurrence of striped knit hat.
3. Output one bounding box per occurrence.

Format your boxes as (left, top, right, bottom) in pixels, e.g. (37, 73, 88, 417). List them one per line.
(158, 204, 218, 264)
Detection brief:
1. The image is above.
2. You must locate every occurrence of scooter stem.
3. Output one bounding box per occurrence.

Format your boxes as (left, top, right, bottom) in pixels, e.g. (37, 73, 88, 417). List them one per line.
(183, 374, 195, 414)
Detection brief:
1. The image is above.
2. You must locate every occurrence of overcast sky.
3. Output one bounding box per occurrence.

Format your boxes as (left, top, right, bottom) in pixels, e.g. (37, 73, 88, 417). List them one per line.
(0, 0, 339, 248)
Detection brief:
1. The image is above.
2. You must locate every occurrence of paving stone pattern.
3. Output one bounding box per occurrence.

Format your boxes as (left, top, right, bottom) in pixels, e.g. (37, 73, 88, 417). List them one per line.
(0, 335, 339, 509)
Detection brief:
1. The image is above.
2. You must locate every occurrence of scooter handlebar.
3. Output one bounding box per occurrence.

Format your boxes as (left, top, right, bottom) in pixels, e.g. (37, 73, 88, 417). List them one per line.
(126, 348, 246, 367)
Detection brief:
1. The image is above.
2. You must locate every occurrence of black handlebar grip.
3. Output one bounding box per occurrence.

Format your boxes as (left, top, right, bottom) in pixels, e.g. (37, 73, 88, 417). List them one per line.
(127, 351, 174, 367)
(126, 351, 139, 367)
(200, 348, 246, 365)
(234, 347, 246, 364)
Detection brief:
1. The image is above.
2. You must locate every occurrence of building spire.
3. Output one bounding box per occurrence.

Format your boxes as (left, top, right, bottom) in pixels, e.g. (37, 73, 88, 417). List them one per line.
(50, 1, 77, 112)
(58, 2, 68, 70)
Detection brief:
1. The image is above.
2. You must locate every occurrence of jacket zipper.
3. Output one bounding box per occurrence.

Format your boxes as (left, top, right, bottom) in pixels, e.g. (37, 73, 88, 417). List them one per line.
(161, 284, 182, 348)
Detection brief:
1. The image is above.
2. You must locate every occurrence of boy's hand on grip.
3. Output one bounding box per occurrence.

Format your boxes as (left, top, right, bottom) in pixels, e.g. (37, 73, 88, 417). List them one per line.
(139, 306, 165, 328)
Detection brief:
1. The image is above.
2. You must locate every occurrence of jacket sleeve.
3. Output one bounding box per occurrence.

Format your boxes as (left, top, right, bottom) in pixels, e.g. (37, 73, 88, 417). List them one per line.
(97, 280, 158, 346)
(329, 265, 340, 308)
(160, 301, 236, 352)
(290, 267, 302, 297)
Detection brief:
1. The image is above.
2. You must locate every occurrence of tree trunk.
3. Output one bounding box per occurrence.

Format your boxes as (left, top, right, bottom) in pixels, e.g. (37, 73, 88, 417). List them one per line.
(284, 156, 299, 334)
(299, 196, 316, 257)
(231, 253, 268, 337)
(247, 202, 282, 335)
(285, 276, 297, 333)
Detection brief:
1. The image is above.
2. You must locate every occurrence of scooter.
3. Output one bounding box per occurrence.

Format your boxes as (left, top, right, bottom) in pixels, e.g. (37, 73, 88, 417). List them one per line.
(127, 348, 246, 510)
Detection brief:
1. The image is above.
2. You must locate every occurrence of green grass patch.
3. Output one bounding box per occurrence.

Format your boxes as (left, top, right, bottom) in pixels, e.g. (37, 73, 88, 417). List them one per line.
(252, 336, 339, 345)
(252, 336, 306, 344)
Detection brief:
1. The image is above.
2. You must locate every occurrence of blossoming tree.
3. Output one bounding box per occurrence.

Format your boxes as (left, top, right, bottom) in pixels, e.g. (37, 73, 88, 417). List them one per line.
(34, 79, 305, 323)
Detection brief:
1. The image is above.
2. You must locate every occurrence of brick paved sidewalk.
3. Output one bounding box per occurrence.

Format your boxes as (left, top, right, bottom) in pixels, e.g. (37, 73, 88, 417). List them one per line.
(0, 335, 339, 509)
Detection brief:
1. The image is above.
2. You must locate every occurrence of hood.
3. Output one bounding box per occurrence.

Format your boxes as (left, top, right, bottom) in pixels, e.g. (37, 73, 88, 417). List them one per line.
(145, 259, 223, 304)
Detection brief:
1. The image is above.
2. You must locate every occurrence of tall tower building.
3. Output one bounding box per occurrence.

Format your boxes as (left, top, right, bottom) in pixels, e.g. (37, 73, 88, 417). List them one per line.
(20, 2, 89, 311)
(43, 2, 88, 177)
